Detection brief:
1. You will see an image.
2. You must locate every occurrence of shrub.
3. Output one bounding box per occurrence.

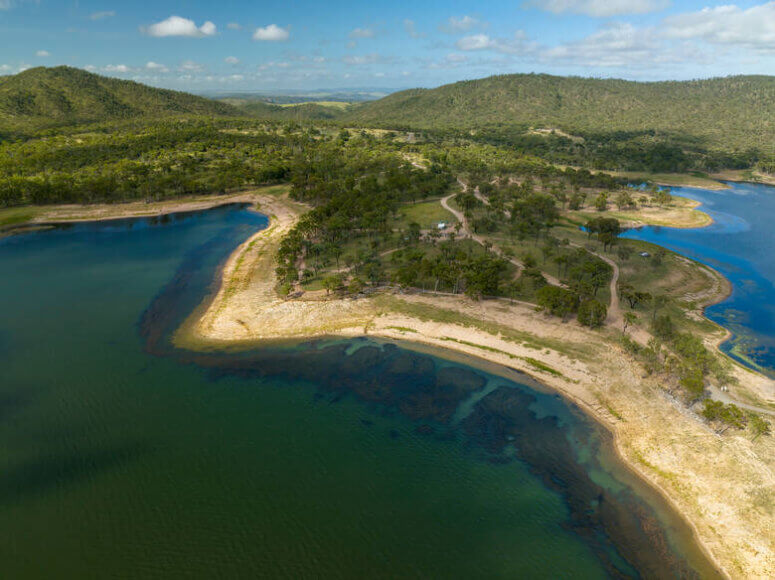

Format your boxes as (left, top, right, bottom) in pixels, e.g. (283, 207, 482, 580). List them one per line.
(577, 299, 607, 328)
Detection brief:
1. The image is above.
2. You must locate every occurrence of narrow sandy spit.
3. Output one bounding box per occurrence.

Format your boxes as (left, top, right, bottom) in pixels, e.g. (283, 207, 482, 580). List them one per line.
(176, 194, 774, 580)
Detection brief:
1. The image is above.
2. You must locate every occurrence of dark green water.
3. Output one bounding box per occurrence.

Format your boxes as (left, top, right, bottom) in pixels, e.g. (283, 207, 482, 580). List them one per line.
(0, 206, 718, 578)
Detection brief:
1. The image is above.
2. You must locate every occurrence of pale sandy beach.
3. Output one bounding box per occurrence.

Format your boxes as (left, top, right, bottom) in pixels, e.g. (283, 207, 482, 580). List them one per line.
(177, 190, 775, 579)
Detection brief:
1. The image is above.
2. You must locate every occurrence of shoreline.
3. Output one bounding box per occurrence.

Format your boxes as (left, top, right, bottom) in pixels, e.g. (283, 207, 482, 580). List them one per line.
(177, 192, 774, 578)
(4, 187, 771, 576)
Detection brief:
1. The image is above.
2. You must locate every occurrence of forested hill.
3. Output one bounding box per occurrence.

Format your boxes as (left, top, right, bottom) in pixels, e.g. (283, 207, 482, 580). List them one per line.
(219, 98, 349, 121)
(345, 74, 775, 156)
(0, 66, 240, 128)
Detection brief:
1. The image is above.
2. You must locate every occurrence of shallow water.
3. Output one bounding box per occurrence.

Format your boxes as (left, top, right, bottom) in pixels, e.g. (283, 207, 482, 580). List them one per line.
(623, 181, 775, 375)
(0, 205, 717, 577)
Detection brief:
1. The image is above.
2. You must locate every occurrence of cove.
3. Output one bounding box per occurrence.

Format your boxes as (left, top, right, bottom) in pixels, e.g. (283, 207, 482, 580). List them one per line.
(0, 205, 718, 577)
(623, 181, 775, 376)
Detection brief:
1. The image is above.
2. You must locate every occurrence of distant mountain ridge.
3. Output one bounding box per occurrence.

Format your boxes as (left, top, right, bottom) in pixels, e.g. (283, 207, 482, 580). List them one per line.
(344, 73, 775, 155)
(0, 66, 239, 127)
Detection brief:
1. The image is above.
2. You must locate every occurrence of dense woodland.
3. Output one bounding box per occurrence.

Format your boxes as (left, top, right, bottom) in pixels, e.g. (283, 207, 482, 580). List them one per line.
(346, 73, 775, 168)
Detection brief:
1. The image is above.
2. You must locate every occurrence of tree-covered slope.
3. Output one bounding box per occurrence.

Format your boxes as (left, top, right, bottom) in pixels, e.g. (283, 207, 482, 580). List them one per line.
(219, 98, 349, 121)
(345, 74, 775, 156)
(0, 66, 240, 128)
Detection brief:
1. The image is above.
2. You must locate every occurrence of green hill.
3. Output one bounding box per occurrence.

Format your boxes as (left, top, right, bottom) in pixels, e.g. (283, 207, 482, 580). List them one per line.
(0, 66, 239, 128)
(220, 98, 350, 121)
(345, 74, 775, 157)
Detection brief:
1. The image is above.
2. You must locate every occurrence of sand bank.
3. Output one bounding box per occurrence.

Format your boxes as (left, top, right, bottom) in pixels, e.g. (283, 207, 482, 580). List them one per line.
(177, 192, 774, 579)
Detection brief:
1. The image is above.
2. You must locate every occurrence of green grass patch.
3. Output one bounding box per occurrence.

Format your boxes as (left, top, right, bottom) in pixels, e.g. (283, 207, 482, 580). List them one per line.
(374, 294, 596, 361)
(438, 336, 567, 378)
(395, 199, 457, 229)
(0, 207, 39, 228)
(385, 326, 418, 333)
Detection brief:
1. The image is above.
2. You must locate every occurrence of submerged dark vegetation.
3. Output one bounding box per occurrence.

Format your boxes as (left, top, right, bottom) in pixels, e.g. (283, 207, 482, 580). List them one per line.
(0, 67, 770, 438)
(134, 227, 717, 577)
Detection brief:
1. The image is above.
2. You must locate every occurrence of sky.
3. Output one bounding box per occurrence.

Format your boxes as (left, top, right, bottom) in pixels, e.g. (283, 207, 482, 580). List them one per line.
(1, 1, 774, 92)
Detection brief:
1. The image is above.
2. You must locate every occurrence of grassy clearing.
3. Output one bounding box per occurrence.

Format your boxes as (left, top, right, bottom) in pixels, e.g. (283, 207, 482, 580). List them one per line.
(373, 294, 597, 361)
(568, 194, 712, 229)
(605, 171, 729, 190)
(279, 101, 352, 110)
(439, 336, 567, 378)
(0, 207, 41, 228)
(395, 199, 457, 229)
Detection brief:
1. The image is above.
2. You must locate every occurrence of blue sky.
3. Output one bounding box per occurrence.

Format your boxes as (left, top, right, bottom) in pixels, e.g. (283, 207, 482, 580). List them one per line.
(1, 1, 774, 91)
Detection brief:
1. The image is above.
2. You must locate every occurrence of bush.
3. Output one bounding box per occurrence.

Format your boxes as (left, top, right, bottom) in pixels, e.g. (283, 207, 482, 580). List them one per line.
(652, 314, 674, 340)
(577, 299, 607, 328)
(702, 400, 747, 429)
(536, 286, 580, 319)
(678, 365, 705, 399)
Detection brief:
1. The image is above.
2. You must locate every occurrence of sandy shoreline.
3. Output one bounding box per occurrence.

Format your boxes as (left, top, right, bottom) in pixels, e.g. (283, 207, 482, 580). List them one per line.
(6, 187, 771, 576)
(173, 191, 774, 579)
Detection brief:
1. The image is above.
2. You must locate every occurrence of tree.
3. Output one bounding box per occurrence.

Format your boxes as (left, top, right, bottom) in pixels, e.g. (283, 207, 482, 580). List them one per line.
(750, 414, 771, 440)
(619, 283, 652, 309)
(322, 274, 343, 295)
(655, 188, 673, 206)
(586, 217, 622, 251)
(652, 314, 674, 339)
(616, 190, 636, 209)
(594, 192, 608, 211)
(623, 311, 638, 334)
(463, 255, 508, 299)
(651, 294, 668, 320)
(577, 299, 607, 328)
(536, 286, 580, 319)
(678, 365, 705, 400)
(616, 244, 633, 261)
(347, 277, 365, 294)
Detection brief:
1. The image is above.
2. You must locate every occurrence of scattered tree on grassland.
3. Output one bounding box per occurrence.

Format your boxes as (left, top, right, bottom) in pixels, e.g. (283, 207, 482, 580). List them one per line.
(536, 285, 580, 320)
(577, 299, 607, 328)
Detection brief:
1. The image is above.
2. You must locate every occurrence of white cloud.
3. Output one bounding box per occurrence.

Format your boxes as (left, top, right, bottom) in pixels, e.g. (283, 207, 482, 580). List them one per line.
(227, 22, 242, 30)
(104, 64, 131, 73)
(343, 53, 389, 65)
(145, 16, 217, 38)
(404, 19, 423, 38)
(349, 27, 374, 39)
(90, 10, 115, 21)
(199, 21, 216, 36)
(253, 24, 289, 41)
(532, 0, 669, 17)
(425, 53, 470, 69)
(542, 22, 670, 67)
(664, 3, 775, 52)
(145, 61, 169, 72)
(456, 31, 535, 54)
(36, 50, 50, 57)
(224, 56, 240, 64)
(456, 34, 495, 50)
(443, 15, 482, 32)
(178, 60, 205, 72)
(446, 53, 468, 63)
(0, 64, 12, 72)
(0, 0, 12, 10)
(84, 64, 97, 71)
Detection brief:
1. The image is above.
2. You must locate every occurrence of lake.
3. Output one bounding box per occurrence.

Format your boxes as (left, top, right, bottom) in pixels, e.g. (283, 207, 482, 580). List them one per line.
(0, 205, 717, 577)
(623, 181, 775, 376)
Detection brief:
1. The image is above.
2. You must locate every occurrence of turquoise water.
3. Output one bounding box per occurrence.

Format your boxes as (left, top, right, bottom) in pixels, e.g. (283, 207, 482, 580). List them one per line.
(0, 205, 716, 577)
(623, 181, 775, 375)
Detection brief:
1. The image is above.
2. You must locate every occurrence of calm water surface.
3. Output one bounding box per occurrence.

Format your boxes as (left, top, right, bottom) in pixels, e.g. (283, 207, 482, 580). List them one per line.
(623, 181, 775, 375)
(0, 205, 717, 578)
